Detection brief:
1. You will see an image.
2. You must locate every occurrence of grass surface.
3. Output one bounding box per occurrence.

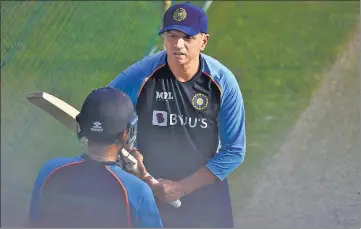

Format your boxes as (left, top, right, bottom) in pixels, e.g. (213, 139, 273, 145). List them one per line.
(1, 0, 360, 226)
(204, 1, 359, 212)
(205, 0, 359, 179)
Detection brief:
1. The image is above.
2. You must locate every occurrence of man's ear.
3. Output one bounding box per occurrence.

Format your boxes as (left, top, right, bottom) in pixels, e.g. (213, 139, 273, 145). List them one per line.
(161, 33, 166, 41)
(115, 131, 127, 149)
(200, 33, 210, 51)
(122, 130, 127, 141)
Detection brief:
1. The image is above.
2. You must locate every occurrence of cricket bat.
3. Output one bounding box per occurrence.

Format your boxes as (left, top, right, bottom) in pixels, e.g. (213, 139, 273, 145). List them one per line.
(26, 91, 181, 208)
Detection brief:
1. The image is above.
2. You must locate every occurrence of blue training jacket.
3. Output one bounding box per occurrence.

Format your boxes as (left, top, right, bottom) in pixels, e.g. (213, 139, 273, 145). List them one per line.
(108, 51, 246, 181)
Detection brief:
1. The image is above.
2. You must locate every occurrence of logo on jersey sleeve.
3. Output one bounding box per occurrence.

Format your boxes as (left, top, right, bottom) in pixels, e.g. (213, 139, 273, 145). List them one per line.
(192, 93, 208, 110)
(152, 110, 168, 126)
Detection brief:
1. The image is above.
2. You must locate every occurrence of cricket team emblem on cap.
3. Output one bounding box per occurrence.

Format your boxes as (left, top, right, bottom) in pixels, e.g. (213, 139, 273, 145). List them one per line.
(173, 8, 187, 22)
(192, 93, 208, 110)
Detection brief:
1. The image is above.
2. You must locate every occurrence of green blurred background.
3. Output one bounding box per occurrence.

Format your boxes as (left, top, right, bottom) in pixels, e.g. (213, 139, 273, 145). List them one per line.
(1, 0, 359, 227)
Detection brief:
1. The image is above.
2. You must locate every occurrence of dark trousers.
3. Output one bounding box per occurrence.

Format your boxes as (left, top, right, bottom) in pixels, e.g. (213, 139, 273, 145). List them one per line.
(157, 179, 234, 228)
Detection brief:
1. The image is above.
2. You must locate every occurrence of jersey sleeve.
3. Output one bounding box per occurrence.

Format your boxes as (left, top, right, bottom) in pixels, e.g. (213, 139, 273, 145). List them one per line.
(28, 157, 84, 222)
(205, 69, 246, 181)
(108, 165, 163, 228)
(135, 183, 163, 228)
(107, 65, 142, 107)
(28, 169, 46, 221)
(107, 52, 167, 107)
(28, 160, 61, 221)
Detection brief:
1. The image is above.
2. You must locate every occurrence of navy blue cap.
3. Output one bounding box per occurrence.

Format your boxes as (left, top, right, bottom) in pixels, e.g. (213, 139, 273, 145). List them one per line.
(158, 2, 208, 36)
(76, 87, 135, 142)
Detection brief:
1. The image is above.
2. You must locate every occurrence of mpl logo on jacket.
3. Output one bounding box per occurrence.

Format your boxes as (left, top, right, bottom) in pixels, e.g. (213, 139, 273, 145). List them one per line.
(156, 91, 174, 101)
(90, 121, 103, 132)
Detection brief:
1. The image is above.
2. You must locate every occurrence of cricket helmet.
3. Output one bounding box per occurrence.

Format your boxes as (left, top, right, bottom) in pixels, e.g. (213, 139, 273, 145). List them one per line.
(76, 87, 138, 147)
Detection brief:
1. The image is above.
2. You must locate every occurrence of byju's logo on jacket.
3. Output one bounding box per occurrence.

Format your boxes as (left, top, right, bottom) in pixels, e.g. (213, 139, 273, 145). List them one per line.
(152, 110, 208, 128)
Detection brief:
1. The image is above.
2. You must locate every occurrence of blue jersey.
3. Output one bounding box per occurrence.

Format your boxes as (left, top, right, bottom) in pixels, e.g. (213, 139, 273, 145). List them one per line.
(28, 154, 163, 228)
(108, 51, 246, 227)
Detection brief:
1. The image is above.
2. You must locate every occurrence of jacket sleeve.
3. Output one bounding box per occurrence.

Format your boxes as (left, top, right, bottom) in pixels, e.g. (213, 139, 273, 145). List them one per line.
(28, 171, 43, 222)
(28, 161, 55, 223)
(107, 66, 142, 107)
(107, 54, 164, 106)
(135, 184, 163, 228)
(205, 69, 246, 181)
(28, 157, 84, 223)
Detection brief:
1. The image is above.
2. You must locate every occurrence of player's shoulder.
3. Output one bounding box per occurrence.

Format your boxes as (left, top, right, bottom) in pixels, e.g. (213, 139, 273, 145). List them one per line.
(201, 53, 238, 87)
(135, 50, 167, 72)
(38, 155, 84, 176)
(106, 165, 152, 194)
(117, 51, 167, 80)
(108, 51, 167, 104)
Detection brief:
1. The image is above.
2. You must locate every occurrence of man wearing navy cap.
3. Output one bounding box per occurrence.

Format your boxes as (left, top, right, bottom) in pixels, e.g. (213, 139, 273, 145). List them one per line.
(26, 87, 163, 228)
(108, 2, 246, 227)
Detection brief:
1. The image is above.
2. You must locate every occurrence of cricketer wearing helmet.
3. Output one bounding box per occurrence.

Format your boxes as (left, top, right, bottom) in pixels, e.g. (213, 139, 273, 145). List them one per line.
(26, 87, 163, 228)
(108, 2, 246, 228)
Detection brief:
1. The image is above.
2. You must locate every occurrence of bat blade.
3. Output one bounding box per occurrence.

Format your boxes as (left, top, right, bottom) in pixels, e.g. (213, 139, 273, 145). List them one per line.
(26, 91, 138, 166)
(26, 91, 79, 132)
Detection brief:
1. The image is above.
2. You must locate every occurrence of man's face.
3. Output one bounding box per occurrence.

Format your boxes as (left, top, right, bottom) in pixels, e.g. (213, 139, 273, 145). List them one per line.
(163, 30, 209, 65)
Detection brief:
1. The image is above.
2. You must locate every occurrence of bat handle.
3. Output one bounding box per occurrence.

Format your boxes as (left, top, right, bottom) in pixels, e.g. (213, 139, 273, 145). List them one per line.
(131, 165, 182, 208)
(146, 175, 182, 208)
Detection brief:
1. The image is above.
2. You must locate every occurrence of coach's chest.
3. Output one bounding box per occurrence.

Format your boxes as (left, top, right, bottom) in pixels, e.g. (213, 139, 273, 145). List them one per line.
(136, 67, 220, 130)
